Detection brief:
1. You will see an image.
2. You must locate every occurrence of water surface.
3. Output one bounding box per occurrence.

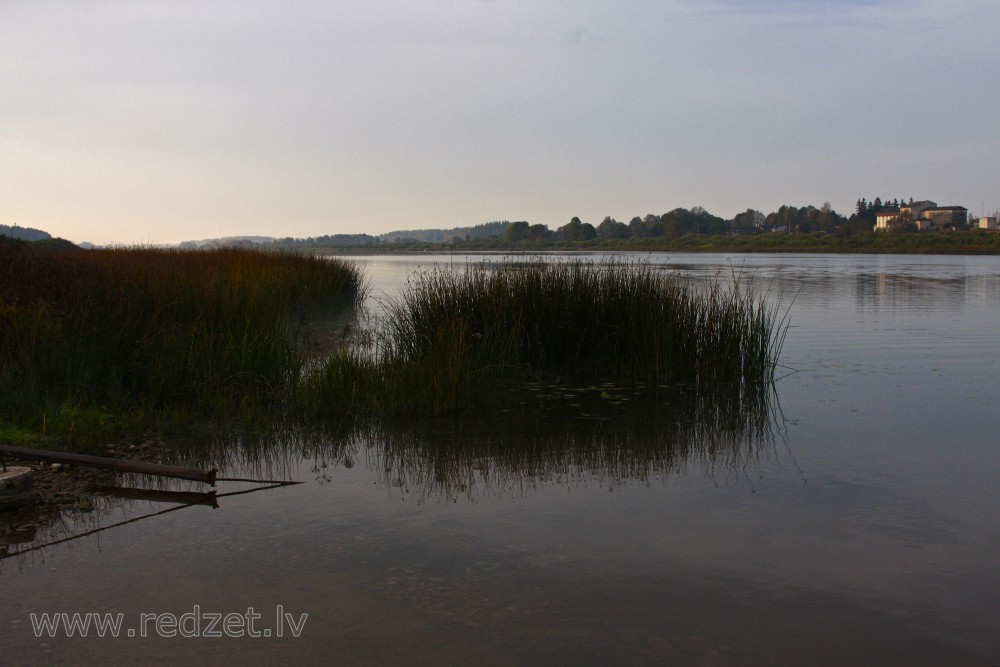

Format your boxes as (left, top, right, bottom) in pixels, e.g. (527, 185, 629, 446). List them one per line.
(2, 252, 998, 665)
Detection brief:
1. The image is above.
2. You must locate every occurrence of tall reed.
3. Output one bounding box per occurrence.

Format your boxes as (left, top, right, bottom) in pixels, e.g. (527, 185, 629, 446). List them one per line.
(303, 259, 785, 418)
(0, 240, 364, 436)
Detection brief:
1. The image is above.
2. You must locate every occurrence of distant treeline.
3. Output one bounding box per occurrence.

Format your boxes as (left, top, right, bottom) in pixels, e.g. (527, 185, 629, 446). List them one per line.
(279, 197, 976, 250)
(9, 196, 989, 253)
(0, 224, 51, 242)
(254, 221, 510, 249)
(501, 198, 930, 243)
(376, 221, 508, 244)
(271, 197, 975, 251)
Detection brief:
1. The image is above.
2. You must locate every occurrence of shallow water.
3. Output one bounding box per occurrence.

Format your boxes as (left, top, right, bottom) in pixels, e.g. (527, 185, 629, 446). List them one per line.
(2, 252, 999, 665)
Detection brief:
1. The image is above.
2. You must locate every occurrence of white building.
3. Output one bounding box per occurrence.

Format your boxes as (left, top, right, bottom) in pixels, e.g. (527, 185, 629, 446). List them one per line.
(874, 200, 968, 231)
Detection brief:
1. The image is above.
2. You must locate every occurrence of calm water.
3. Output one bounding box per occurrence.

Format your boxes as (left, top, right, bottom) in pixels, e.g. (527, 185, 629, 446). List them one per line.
(2, 252, 999, 666)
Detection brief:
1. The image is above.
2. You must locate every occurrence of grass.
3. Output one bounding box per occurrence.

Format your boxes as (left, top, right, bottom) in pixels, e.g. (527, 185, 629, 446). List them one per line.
(302, 258, 786, 418)
(1, 246, 785, 447)
(0, 239, 365, 445)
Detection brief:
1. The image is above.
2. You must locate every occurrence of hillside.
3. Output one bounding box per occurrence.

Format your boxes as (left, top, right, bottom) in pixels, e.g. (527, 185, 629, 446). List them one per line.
(0, 224, 52, 242)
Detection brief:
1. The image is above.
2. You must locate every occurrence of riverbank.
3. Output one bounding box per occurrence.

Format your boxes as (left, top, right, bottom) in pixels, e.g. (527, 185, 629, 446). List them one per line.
(0, 438, 173, 553)
(1, 439, 171, 507)
(295, 229, 1000, 255)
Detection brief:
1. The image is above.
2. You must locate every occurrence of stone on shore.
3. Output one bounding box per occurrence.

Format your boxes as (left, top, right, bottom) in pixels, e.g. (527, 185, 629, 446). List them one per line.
(1, 467, 37, 511)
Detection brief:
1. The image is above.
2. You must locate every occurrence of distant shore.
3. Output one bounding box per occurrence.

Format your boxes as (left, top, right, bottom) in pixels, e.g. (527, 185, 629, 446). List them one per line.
(295, 230, 1000, 256)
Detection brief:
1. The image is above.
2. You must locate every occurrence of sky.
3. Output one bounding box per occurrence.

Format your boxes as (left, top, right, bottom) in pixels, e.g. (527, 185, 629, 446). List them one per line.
(2, 0, 998, 245)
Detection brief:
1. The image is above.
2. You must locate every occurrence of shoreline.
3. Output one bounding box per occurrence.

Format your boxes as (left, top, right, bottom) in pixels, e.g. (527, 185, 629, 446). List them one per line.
(290, 232, 1000, 257)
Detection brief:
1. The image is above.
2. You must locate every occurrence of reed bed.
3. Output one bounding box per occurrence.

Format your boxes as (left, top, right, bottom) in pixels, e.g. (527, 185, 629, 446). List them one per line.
(303, 258, 786, 418)
(0, 240, 364, 439)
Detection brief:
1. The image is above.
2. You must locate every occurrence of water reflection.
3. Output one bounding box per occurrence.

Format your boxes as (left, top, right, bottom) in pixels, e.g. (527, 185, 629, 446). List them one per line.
(372, 383, 784, 502)
(2, 378, 783, 568)
(1, 493, 129, 571)
(856, 272, 969, 313)
(177, 380, 786, 503)
(0, 481, 294, 570)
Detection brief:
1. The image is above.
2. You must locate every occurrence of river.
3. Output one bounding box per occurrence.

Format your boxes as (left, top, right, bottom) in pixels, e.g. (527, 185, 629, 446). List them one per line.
(2, 252, 998, 666)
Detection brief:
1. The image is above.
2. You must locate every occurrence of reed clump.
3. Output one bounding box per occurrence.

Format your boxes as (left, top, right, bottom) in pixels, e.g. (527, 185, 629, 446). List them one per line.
(303, 259, 785, 418)
(0, 240, 364, 439)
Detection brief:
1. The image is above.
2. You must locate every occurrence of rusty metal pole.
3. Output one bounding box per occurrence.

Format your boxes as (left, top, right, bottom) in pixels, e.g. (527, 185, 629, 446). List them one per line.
(0, 444, 217, 486)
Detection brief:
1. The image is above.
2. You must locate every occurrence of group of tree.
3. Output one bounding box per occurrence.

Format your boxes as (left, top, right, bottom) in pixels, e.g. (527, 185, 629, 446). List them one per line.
(849, 196, 922, 233)
(502, 203, 857, 245)
(855, 197, 914, 215)
(506, 195, 978, 245)
(378, 221, 507, 244)
(266, 234, 378, 249)
(506, 208, 734, 244)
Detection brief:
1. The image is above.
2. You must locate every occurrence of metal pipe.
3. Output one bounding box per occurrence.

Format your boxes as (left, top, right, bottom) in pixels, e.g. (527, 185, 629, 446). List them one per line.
(0, 444, 216, 486)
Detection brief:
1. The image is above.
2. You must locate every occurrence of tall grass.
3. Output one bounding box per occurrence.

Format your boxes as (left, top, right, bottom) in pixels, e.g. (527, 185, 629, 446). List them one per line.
(303, 259, 785, 418)
(0, 239, 364, 439)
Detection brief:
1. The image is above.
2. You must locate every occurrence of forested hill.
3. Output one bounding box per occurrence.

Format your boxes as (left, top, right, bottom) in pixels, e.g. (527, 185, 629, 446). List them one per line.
(378, 221, 509, 243)
(187, 222, 509, 248)
(0, 224, 51, 242)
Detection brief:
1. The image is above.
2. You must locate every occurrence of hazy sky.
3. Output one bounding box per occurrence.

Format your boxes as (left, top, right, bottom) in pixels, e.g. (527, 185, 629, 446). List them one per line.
(2, 0, 998, 244)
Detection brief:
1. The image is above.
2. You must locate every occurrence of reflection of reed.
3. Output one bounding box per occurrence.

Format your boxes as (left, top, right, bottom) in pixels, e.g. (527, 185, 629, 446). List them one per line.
(122, 379, 784, 505)
(366, 382, 783, 501)
(171, 422, 357, 482)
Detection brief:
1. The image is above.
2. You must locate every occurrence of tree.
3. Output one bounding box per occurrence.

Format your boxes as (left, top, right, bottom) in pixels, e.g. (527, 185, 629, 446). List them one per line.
(504, 221, 531, 242)
(885, 210, 915, 232)
(733, 209, 765, 232)
(818, 202, 835, 233)
(628, 216, 649, 238)
(528, 224, 552, 241)
(660, 209, 692, 239)
(556, 216, 584, 241)
(596, 216, 628, 239)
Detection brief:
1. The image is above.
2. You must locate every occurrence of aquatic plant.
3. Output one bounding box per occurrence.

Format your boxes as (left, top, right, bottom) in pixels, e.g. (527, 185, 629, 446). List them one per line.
(0, 242, 365, 440)
(303, 259, 786, 417)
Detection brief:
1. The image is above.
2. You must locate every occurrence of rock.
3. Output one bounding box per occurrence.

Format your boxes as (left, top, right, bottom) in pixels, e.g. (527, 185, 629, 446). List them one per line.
(1, 467, 37, 511)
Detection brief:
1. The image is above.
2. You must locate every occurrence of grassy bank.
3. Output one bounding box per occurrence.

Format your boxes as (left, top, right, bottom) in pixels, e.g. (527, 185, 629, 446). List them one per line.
(302, 259, 785, 418)
(0, 240, 364, 446)
(616, 229, 1000, 254)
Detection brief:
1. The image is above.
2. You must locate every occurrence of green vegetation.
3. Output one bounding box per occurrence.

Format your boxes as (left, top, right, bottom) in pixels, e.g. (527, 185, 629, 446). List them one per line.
(596, 229, 1000, 254)
(294, 228, 1000, 255)
(263, 198, 998, 255)
(1, 243, 784, 448)
(0, 240, 364, 447)
(302, 259, 785, 418)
